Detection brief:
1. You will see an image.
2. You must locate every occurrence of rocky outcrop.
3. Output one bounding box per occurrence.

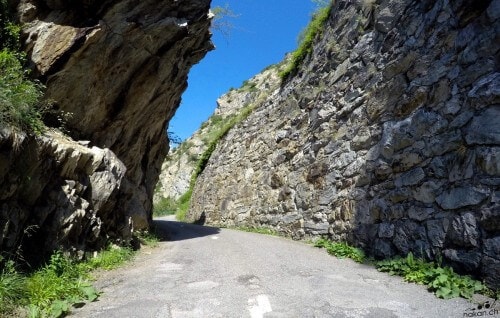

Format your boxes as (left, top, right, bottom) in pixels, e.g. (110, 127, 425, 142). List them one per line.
(0, 0, 212, 262)
(155, 63, 283, 202)
(188, 0, 500, 288)
(0, 128, 125, 262)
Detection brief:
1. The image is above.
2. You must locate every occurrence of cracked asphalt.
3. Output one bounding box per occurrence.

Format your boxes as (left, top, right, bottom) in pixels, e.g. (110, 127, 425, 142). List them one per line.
(71, 216, 476, 317)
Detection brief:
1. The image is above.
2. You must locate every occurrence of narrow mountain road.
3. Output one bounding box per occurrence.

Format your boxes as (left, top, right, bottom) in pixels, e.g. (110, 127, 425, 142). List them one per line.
(71, 216, 474, 318)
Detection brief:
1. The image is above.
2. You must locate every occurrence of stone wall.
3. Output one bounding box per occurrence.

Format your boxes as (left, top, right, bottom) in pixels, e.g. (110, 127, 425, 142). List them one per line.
(188, 0, 500, 288)
(155, 63, 283, 202)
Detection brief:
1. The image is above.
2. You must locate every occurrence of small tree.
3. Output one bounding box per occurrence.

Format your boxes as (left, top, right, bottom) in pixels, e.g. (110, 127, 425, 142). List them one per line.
(211, 4, 239, 38)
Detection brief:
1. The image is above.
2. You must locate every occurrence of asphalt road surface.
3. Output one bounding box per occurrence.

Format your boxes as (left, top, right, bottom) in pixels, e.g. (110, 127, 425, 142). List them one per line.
(71, 216, 477, 318)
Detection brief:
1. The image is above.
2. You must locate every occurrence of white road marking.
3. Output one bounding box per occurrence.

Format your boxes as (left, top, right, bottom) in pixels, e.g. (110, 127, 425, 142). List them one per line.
(156, 262, 183, 271)
(248, 294, 272, 318)
(211, 236, 219, 240)
(187, 280, 220, 290)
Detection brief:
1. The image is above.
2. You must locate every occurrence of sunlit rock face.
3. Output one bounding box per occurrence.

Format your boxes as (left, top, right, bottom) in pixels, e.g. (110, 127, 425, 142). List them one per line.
(0, 0, 212, 262)
(154, 64, 284, 202)
(187, 0, 500, 288)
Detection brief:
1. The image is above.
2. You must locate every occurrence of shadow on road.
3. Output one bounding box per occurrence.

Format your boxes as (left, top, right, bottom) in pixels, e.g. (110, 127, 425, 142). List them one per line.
(152, 219, 220, 242)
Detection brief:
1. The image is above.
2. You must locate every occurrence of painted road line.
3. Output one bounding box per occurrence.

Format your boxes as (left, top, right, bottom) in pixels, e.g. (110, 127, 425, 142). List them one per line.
(248, 294, 272, 318)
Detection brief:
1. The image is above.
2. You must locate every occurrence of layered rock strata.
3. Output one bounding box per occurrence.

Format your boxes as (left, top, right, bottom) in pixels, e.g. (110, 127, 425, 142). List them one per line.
(0, 128, 125, 262)
(0, 0, 212, 261)
(188, 0, 500, 288)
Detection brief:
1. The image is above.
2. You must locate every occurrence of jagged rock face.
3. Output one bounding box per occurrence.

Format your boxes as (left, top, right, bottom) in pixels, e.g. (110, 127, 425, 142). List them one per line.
(0, 0, 212, 262)
(155, 65, 283, 201)
(188, 0, 500, 288)
(19, 0, 212, 227)
(0, 128, 126, 263)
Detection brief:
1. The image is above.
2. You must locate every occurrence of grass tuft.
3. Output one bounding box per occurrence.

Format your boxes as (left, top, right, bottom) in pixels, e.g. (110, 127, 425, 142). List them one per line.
(0, 49, 45, 134)
(231, 226, 278, 236)
(0, 244, 139, 317)
(0, 261, 28, 315)
(279, 3, 332, 80)
(82, 246, 133, 271)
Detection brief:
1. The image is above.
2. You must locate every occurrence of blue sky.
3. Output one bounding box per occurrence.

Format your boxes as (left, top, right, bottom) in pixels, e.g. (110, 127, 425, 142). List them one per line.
(169, 0, 319, 141)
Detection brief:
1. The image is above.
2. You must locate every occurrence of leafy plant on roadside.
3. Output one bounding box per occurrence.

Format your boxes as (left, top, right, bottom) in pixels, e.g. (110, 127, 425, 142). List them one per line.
(314, 238, 365, 263)
(135, 230, 161, 247)
(376, 252, 485, 299)
(211, 3, 239, 38)
(0, 243, 144, 317)
(26, 251, 100, 317)
(82, 246, 134, 271)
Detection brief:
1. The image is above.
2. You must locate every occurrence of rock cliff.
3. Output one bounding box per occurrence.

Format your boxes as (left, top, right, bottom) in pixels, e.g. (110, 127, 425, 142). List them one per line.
(0, 0, 212, 262)
(155, 63, 284, 202)
(187, 0, 500, 288)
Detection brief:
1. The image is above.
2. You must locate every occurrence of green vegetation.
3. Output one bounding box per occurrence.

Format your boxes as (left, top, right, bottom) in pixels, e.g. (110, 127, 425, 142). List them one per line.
(0, 241, 153, 317)
(156, 62, 280, 222)
(314, 238, 493, 300)
(1, 0, 21, 50)
(153, 196, 178, 217)
(314, 238, 365, 263)
(0, 261, 28, 316)
(0, 50, 45, 134)
(168, 103, 257, 222)
(175, 188, 193, 221)
(0, 1, 46, 134)
(241, 80, 258, 92)
(230, 226, 278, 236)
(135, 230, 161, 248)
(279, 2, 332, 80)
(25, 252, 100, 318)
(82, 246, 134, 271)
(211, 4, 238, 38)
(376, 252, 486, 300)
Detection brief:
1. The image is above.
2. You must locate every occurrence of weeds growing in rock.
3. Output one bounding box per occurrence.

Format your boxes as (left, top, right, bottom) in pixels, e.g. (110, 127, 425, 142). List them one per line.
(0, 49, 45, 134)
(174, 103, 256, 221)
(211, 4, 238, 38)
(279, 1, 332, 80)
(82, 246, 134, 271)
(175, 188, 193, 221)
(0, 2, 46, 134)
